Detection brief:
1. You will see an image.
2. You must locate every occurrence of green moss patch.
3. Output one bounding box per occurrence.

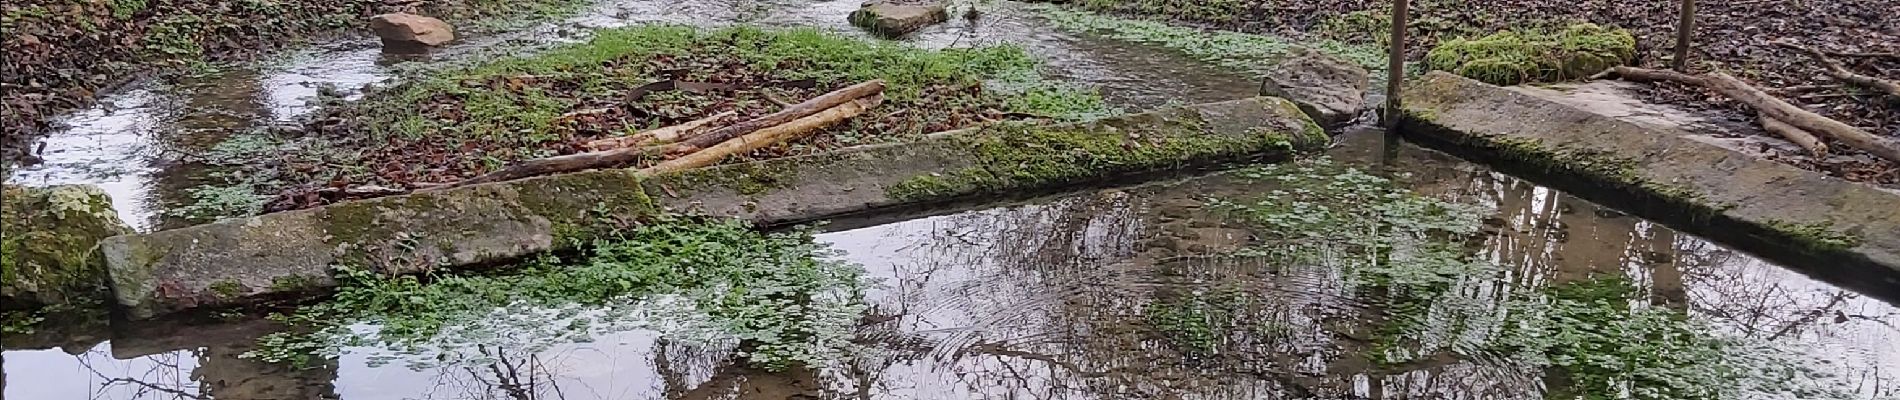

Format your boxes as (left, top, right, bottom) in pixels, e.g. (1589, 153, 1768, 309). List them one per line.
(1, 185, 134, 309)
(1425, 23, 1635, 85)
(884, 111, 1304, 202)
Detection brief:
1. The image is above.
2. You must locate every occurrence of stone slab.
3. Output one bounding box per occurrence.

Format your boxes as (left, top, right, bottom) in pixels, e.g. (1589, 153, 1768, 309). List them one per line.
(101, 97, 1323, 319)
(1400, 72, 1900, 290)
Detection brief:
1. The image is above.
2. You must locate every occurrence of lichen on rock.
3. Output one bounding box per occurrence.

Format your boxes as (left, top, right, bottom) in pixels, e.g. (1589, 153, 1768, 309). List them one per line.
(2, 185, 133, 309)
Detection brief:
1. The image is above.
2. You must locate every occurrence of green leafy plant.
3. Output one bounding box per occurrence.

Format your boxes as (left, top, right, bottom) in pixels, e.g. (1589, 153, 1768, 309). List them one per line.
(244, 217, 868, 372)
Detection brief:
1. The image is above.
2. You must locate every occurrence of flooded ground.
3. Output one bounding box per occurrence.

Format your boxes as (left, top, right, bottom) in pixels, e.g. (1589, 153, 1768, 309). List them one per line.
(6, 131, 1895, 399)
(1, 0, 1256, 231)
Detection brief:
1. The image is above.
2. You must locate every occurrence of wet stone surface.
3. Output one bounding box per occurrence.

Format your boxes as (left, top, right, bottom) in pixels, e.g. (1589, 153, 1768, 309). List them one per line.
(6, 133, 1895, 399)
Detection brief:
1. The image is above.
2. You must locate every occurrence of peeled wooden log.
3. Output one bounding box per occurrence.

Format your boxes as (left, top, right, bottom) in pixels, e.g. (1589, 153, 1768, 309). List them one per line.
(1773, 40, 1900, 99)
(433, 80, 887, 189)
(583, 110, 737, 151)
(672, 80, 887, 153)
(1760, 117, 1828, 158)
(641, 93, 883, 176)
(1605, 66, 1900, 165)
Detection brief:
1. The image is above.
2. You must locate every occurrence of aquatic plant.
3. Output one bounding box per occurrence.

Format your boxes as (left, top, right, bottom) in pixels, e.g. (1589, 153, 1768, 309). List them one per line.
(244, 217, 868, 372)
(1208, 158, 1868, 399)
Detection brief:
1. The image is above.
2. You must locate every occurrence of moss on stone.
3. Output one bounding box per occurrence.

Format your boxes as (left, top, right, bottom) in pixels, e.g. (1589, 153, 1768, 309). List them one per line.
(1765, 220, 1862, 253)
(1, 185, 134, 308)
(208, 279, 245, 299)
(884, 109, 1310, 202)
(1425, 23, 1635, 85)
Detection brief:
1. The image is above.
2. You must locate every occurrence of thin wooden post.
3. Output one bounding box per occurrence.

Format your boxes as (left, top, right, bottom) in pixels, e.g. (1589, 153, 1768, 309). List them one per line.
(1382, 0, 1410, 128)
(1672, 0, 1695, 71)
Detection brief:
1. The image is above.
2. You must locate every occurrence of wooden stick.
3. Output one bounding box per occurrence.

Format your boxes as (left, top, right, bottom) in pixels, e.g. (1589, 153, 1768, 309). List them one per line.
(1774, 40, 1900, 99)
(640, 93, 883, 176)
(1760, 116, 1828, 158)
(1605, 66, 1900, 164)
(582, 110, 736, 151)
(1382, 0, 1409, 128)
(672, 80, 886, 153)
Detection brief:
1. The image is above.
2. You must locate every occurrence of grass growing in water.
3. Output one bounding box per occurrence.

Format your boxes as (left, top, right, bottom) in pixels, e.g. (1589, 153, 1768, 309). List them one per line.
(1207, 158, 1867, 399)
(244, 217, 868, 372)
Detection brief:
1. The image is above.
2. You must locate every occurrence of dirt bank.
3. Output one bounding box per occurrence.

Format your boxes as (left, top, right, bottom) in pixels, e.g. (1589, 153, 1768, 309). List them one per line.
(0, 0, 586, 169)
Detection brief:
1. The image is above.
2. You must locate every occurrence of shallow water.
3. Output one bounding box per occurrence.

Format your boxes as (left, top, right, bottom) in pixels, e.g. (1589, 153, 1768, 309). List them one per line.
(1, 0, 1256, 231)
(6, 132, 1894, 399)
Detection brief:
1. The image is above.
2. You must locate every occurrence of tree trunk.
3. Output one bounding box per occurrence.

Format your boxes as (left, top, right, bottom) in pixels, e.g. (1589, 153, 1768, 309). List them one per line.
(673, 80, 886, 152)
(583, 110, 737, 151)
(641, 94, 883, 176)
(1672, 0, 1696, 71)
(1606, 66, 1900, 165)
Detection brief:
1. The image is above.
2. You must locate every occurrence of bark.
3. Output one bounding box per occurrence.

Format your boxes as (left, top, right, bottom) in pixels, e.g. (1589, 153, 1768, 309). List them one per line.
(640, 94, 883, 176)
(1606, 66, 1900, 164)
(431, 80, 888, 189)
(1760, 116, 1828, 157)
(1773, 40, 1900, 99)
(672, 80, 886, 152)
(582, 110, 737, 151)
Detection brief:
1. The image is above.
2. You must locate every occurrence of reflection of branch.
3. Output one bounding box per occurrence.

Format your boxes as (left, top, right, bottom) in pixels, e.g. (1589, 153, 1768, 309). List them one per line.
(1768, 291, 1852, 341)
(78, 354, 206, 400)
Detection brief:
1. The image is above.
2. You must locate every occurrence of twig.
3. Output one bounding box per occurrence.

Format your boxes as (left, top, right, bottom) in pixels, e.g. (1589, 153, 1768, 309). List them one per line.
(1774, 40, 1900, 99)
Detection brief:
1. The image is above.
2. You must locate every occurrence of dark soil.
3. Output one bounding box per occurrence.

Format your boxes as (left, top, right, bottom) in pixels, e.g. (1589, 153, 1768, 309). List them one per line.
(1060, 0, 1900, 185)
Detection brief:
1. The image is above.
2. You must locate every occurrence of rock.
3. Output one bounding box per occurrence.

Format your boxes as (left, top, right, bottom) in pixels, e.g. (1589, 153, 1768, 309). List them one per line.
(2, 185, 133, 308)
(1259, 48, 1370, 127)
(368, 13, 455, 48)
(848, 1, 949, 37)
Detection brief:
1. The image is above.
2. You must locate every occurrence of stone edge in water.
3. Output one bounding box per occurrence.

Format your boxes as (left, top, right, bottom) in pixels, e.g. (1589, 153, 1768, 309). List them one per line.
(101, 97, 1325, 320)
(1398, 71, 1900, 288)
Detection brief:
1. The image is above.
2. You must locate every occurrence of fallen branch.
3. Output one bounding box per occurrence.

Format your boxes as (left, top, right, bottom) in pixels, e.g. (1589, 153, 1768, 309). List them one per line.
(582, 110, 737, 151)
(432, 80, 887, 189)
(670, 80, 887, 153)
(1604, 66, 1900, 165)
(641, 93, 884, 175)
(1760, 117, 1828, 158)
(1773, 40, 1900, 99)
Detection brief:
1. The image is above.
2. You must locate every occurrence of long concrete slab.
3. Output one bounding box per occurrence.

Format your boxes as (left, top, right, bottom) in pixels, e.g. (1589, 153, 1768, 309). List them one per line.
(1400, 72, 1900, 294)
(102, 96, 1326, 319)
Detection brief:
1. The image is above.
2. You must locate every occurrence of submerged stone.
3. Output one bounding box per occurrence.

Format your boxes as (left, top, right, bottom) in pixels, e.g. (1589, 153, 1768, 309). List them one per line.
(1259, 47, 1369, 127)
(849, 1, 949, 37)
(1, 185, 133, 308)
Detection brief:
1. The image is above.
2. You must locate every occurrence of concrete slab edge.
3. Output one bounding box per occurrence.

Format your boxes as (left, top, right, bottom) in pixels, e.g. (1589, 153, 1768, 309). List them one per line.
(1399, 72, 1900, 298)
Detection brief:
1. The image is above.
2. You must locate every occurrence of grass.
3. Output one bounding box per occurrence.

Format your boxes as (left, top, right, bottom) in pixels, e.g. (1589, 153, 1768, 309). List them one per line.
(1034, 4, 1387, 75)
(1426, 23, 1635, 85)
(214, 25, 1108, 213)
(243, 216, 867, 372)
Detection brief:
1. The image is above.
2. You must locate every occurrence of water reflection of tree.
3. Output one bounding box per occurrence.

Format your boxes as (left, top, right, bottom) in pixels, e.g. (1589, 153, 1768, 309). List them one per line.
(77, 350, 204, 400)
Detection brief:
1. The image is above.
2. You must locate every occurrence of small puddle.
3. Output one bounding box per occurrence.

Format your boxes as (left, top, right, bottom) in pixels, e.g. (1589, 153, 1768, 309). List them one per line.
(2, 0, 1256, 231)
(7, 132, 1895, 399)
